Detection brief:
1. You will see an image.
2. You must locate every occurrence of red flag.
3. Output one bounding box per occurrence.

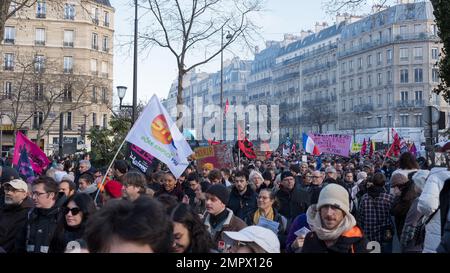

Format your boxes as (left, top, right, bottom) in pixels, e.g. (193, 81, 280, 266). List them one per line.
(386, 132, 401, 158)
(236, 122, 255, 159)
(208, 139, 221, 145)
(369, 138, 374, 157)
(224, 99, 229, 115)
(13, 132, 50, 175)
(360, 139, 367, 156)
(291, 143, 296, 154)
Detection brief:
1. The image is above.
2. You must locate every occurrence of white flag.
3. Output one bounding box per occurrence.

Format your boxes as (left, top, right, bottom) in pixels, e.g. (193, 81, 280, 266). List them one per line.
(125, 95, 193, 178)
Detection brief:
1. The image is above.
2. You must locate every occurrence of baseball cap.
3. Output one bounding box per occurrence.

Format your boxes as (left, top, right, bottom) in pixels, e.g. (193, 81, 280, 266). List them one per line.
(4, 179, 28, 192)
(224, 226, 280, 253)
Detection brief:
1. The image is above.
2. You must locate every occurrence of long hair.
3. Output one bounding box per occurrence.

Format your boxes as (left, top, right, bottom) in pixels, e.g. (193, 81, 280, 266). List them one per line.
(170, 203, 215, 253)
(398, 152, 419, 170)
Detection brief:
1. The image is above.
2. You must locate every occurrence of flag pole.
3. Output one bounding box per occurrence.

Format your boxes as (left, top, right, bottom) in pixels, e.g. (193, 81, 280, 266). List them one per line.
(94, 137, 128, 203)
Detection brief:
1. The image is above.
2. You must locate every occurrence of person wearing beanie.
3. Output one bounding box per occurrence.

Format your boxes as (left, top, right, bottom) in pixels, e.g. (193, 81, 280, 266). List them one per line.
(203, 184, 246, 252)
(301, 184, 368, 253)
(103, 180, 123, 201)
(357, 173, 395, 253)
(276, 171, 311, 223)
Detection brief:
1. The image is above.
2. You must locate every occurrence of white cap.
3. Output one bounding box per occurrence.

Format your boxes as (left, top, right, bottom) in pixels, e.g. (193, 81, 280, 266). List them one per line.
(224, 226, 280, 253)
(5, 179, 28, 192)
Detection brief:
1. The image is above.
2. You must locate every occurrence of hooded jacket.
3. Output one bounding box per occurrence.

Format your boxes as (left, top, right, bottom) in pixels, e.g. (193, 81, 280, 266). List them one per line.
(15, 192, 66, 253)
(0, 197, 33, 252)
(301, 226, 368, 253)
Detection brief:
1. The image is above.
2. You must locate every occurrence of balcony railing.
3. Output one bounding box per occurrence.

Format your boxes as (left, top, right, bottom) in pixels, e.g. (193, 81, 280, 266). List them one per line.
(64, 68, 73, 74)
(396, 100, 424, 109)
(302, 61, 337, 75)
(35, 40, 45, 46)
(352, 104, 374, 113)
(104, 21, 110, 27)
(91, 71, 98, 76)
(4, 65, 14, 71)
(64, 42, 74, 47)
(4, 38, 15, 44)
(64, 15, 75, 20)
(92, 18, 99, 25)
(92, 45, 98, 50)
(36, 13, 46, 18)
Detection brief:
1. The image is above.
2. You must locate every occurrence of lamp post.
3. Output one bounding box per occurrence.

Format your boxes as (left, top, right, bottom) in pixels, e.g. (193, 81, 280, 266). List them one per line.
(132, 0, 138, 126)
(117, 85, 127, 109)
(220, 27, 232, 139)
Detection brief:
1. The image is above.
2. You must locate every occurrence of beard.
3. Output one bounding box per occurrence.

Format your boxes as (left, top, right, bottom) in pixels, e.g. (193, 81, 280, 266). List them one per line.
(4, 196, 15, 205)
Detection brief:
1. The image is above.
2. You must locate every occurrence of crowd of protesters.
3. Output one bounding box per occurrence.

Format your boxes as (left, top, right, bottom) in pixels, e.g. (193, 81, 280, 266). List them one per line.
(0, 148, 449, 253)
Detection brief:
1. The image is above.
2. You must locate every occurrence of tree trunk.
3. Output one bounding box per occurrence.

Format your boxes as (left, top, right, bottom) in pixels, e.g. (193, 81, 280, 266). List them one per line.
(0, 0, 11, 42)
(176, 67, 185, 130)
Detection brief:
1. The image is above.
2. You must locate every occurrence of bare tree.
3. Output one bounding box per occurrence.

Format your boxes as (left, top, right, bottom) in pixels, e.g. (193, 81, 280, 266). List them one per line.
(323, 0, 392, 14)
(302, 99, 336, 134)
(0, 52, 95, 145)
(0, 0, 91, 41)
(139, 0, 264, 127)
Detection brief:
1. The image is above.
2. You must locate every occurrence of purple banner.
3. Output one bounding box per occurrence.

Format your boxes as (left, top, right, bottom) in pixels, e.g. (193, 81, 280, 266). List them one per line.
(310, 134, 352, 157)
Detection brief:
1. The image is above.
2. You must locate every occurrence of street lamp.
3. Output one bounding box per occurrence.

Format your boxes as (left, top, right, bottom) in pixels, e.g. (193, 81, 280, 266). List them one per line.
(117, 85, 127, 109)
(220, 27, 232, 139)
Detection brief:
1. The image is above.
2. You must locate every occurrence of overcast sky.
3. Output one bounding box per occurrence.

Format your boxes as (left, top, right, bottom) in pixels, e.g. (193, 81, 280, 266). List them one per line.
(111, 0, 374, 104)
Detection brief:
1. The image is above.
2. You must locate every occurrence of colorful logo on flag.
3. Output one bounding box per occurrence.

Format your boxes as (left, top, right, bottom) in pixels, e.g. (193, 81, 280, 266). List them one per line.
(151, 114, 173, 145)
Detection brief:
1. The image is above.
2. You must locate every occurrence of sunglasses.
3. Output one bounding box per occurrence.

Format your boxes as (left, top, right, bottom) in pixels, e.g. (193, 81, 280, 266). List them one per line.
(63, 207, 81, 216)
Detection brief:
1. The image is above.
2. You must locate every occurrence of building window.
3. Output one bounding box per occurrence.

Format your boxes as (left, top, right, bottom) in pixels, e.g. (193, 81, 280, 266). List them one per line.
(4, 26, 15, 44)
(358, 57, 362, 69)
(64, 30, 74, 47)
(103, 114, 107, 128)
(35, 83, 44, 101)
(415, 115, 423, 127)
(400, 48, 408, 61)
(401, 91, 408, 102)
(388, 115, 393, 126)
(400, 69, 409, 83)
(350, 99, 353, 109)
(415, 91, 423, 104)
(401, 115, 409, 127)
(377, 94, 382, 106)
(432, 68, 439, 82)
(387, 70, 392, 83)
(101, 61, 107, 78)
(102, 36, 109, 52)
(101, 87, 107, 103)
(367, 55, 372, 67)
(349, 60, 353, 70)
(432, 48, 439, 60)
(368, 96, 372, 105)
(377, 73, 382, 86)
(35, 28, 45, 46)
(90, 59, 97, 75)
(350, 79, 354, 90)
(4, 53, 14, 71)
(386, 49, 392, 63)
(377, 117, 382, 127)
(65, 112, 72, 130)
(63, 84, 72, 102)
(4, 81, 13, 99)
(36, 1, 46, 18)
(414, 68, 423, 83)
(367, 74, 372, 87)
(342, 100, 346, 112)
(32, 112, 44, 129)
(34, 55, 45, 73)
(92, 33, 98, 50)
(104, 11, 110, 27)
(400, 25, 407, 35)
(358, 77, 362, 90)
(92, 113, 97, 126)
(377, 52, 382, 65)
(341, 62, 346, 73)
(341, 81, 346, 91)
(92, 86, 97, 102)
(359, 97, 363, 105)
(432, 24, 438, 36)
(414, 47, 423, 59)
(63, 56, 73, 73)
(388, 93, 392, 105)
(64, 4, 75, 20)
(91, 7, 99, 24)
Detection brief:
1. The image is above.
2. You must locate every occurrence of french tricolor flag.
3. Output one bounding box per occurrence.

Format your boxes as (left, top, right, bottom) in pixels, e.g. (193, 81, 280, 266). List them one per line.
(302, 133, 320, 156)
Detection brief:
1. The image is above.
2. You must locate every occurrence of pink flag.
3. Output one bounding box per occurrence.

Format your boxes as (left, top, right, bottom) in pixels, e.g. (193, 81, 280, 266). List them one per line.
(13, 132, 50, 175)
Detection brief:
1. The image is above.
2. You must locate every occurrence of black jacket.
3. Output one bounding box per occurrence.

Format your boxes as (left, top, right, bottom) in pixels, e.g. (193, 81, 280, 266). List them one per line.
(49, 225, 85, 253)
(437, 178, 450, 253)
(0, 197, 33, 252)
(276, 185, 311, 222)
(227, 186, 257, 221)
(302, 226, 368, 253)
(15, 192, 66, 253)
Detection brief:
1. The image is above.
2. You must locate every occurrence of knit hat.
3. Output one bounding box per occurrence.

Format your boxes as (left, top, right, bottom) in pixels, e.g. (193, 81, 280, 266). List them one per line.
(412, 170, 430, 192)
(206, 184, 229, 205)
(280, 171, 294, 181)
(202, 163, 214, 171)
(316, 183, 350, 216)
(391, 173, 409, 187)
(104, 180, 123, 198)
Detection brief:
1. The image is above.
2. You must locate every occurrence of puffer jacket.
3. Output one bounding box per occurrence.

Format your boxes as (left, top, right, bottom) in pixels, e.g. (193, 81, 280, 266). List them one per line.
(417, 168, 450, 253)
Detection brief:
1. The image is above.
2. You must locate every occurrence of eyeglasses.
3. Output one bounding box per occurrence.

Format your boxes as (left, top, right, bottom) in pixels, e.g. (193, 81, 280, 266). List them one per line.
(32, 191, 48, 198)
(312, 176, 321, 178)
(63, 207, 81, 216)
(3, 186, 25, 193)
